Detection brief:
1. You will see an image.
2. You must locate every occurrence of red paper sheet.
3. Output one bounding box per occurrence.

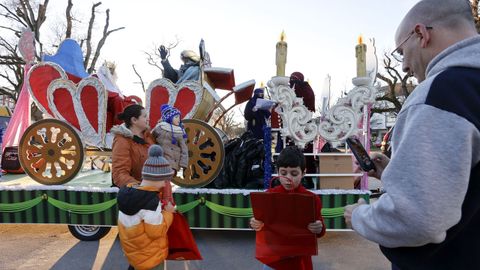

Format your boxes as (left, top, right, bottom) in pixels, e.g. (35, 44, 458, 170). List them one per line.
(250, 192, 318, 258)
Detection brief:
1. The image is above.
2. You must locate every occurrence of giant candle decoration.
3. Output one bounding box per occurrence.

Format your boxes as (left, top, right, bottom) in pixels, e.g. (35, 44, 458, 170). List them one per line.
(276, 31, 287, 76)
(355, 35, 367, 77)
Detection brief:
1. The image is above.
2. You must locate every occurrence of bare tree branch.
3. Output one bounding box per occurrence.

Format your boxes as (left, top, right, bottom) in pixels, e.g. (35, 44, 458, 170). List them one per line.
(144, 51, 163, 71)
(88, 8, 125, 73)
(17, 1, 34, 32)
(0, 86, 16, 101)
(0, 25, 22, 36)
(144, 36, 182, 71)
(374, 51, 415, 114)
(376, 73, 392, 87)
(0, 71, 15, 86)
(0, 3, 27, 27)
(23, 0, 36, 26)
(0, 0, 120, 107)
(65, 0, 73, 38)
(37, 0, 49, 26)
(131, 64, 146, 92)
(84, 2, 102, 69)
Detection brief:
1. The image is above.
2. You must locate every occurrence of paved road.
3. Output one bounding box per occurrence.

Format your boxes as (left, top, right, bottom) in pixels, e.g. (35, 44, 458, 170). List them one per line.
(0, 224, 390, 270)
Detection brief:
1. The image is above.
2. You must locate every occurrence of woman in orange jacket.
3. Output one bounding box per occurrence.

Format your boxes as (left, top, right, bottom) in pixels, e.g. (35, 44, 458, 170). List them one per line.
(111, 104, 155, 187)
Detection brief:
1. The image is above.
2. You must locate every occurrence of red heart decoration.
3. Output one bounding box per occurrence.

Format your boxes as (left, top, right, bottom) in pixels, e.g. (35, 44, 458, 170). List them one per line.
(47, 77, 107, 147)
(173, 87, 196, 120)
(81, 85, 100, 132)
(148, 85, 170, 129)
(51, 85, 80, 130)
(146, 79, 203, 129)
(27, 62, 67, 116)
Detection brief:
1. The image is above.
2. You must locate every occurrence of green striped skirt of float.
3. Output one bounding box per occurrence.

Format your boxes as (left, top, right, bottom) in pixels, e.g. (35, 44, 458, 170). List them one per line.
(0, 189, 118, 225)
(173, 190, 370, 230)
(0, 188, 369, 229)
(173, 192, 252, 229)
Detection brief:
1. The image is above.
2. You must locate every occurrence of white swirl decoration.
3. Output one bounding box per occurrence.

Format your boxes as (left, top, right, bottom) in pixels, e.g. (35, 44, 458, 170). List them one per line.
(268, 76, 377, 147)
(268, 76, 317, 148)
(318, 101, 357, 141)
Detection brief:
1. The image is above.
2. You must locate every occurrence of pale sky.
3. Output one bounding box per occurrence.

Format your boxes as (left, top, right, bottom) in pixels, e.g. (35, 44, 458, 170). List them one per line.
(28, 0, 420, 120)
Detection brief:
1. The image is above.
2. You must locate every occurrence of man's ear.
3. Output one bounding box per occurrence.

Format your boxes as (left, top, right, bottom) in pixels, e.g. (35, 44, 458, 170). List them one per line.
(415, 24, 431, 48)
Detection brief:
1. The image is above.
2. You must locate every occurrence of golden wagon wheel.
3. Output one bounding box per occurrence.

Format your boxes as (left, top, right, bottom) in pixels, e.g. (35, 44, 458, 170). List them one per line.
(172, 119, 224, 188)
(19, 119, 84, 185)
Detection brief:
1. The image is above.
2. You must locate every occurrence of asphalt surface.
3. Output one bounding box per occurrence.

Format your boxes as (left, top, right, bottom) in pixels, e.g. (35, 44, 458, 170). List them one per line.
(0, 224, 390, 270)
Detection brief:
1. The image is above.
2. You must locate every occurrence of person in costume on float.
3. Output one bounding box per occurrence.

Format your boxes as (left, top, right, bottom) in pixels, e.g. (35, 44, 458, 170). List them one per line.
(281, 71, 317, 188)
(289, 72, 315, 112)
(111, 104, 155, 187)
(159, 45, 201, 83)
(117, 144, 176, 270)
(250, 146, 326, 270)
(97, 62, 137, 131)
(244, 88, 271, 140)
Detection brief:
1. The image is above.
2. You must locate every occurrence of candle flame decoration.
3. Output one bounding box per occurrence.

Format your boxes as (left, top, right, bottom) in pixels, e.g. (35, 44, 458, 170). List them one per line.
(276, 30, 287, 76)
(356, 34, 367, 77)
(280, 30, 286, 42)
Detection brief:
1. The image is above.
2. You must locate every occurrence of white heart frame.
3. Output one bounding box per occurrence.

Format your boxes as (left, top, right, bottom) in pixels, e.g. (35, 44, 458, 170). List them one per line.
(27, 62, 68, 117)
(47, 77, 107, 148)
(145, 78, 203, 126)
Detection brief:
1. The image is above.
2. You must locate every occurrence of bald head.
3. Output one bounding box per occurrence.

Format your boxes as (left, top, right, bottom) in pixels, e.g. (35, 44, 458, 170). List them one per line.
(393, 0, 478, 81)
(397, 0, 476, 38)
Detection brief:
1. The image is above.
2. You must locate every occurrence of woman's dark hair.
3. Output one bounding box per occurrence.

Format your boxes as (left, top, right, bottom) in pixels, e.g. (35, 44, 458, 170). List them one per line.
(117, 104, 144, 128)
(276, 146, 306, 171)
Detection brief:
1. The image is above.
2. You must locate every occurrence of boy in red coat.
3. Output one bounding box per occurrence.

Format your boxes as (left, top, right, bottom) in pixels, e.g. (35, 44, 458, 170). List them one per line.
(250, 146, 326, 270)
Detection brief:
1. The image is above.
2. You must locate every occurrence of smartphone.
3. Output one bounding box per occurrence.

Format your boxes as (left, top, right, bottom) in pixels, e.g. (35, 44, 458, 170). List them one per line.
(346, 137, 376, 172)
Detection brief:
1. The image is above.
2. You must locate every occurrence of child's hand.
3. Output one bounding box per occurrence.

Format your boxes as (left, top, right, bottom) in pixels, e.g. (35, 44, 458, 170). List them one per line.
(308, 220, 323, 234)
(250, 218, 264, 231)
(164, 202, 176, 213)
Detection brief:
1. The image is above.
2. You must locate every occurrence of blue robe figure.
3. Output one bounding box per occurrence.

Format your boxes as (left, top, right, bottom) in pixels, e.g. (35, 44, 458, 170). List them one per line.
(244, 88, 271, 140)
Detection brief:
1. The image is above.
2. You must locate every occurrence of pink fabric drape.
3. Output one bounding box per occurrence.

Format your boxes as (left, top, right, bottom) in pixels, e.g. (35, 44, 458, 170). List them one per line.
(2, 65, 32, 151)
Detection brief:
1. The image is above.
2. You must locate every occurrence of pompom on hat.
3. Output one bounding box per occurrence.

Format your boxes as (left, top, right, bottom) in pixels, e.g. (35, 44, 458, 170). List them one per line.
(141, 145, 174, 181)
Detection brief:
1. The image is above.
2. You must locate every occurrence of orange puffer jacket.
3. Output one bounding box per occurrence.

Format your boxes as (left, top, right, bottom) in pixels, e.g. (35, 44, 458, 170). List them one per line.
(117, 185, 174, 270)
(111, 124, 155, 187)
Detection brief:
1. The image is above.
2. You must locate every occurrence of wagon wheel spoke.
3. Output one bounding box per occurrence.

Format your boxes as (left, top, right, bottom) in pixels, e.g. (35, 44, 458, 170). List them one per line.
(19, 119, 84, 185)
(172, 119, 224, 188)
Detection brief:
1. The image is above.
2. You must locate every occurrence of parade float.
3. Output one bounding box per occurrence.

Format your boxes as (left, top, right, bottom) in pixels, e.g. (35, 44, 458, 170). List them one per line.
(0, 31, 374, 240)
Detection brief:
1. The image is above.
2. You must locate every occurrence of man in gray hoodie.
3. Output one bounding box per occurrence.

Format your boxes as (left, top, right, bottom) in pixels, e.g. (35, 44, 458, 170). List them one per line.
(344, 0, 480, 269)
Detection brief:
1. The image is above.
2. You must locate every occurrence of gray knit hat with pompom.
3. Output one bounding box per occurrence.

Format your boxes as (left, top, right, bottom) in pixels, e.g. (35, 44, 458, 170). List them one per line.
(142, 145, 174, 181)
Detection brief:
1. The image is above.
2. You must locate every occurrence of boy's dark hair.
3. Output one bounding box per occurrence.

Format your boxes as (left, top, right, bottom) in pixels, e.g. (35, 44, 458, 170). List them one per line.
(276, 146, 306, 171)
(117, 104, 144, 128)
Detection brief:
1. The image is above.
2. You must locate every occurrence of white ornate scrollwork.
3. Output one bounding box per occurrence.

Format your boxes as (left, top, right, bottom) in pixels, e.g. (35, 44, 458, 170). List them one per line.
(268, 76, 377, 148)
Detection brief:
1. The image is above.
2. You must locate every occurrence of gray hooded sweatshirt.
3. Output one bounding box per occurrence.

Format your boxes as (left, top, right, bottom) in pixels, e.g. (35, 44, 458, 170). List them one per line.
(352, 36, 480, 269)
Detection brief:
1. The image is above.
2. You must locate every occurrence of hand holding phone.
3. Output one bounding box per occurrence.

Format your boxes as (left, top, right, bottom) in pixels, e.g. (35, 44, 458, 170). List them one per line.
(346, 137, 376, 172)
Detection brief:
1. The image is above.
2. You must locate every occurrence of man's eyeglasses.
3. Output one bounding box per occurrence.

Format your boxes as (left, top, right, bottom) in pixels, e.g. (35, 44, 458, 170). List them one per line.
(390, 26, 433, 62)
